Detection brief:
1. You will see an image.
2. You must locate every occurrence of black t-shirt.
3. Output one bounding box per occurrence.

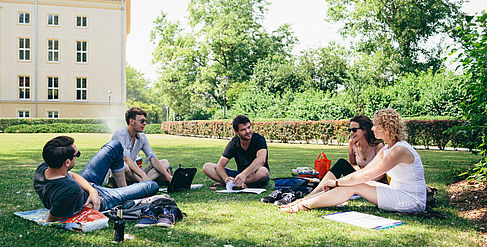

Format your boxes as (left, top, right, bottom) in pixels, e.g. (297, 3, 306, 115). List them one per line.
(222, 133, 269, 172)
(33, 162, 88, 218)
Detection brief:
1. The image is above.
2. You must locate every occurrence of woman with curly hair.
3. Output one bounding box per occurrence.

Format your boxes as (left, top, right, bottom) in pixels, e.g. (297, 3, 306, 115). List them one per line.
(305, 115, 384, 198)
(281, 108, 427, 213)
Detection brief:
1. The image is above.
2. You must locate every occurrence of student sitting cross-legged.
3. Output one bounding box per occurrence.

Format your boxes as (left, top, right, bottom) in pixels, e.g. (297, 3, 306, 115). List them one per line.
(202, 115, 270, 189)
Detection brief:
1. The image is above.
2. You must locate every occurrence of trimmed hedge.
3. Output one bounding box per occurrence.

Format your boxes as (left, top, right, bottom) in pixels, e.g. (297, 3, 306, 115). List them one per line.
(161, 119, 469, 149)
(4, 123, 110, 133)
(144, 124, 163, 134)
(0, 118, 107, 132)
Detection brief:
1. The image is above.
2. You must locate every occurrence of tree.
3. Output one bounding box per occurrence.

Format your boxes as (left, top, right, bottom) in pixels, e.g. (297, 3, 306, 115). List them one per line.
(325, 0, 462, 79)
(126, 64, 151, 103)
(151, 0, 297, 118)
(298, 44, 350, 92)
(250, 54, 306, 94)
(126, 65, 164, 123)
(453, 11, 487, 182)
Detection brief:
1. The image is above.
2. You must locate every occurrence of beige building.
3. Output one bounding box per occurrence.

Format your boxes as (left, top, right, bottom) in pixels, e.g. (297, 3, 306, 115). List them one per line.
(0, 0, 130, 118)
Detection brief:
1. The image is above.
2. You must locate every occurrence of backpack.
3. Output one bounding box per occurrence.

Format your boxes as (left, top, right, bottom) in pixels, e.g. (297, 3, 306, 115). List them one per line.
(104, 194, 185, 221)
(167, 165, 197, 193)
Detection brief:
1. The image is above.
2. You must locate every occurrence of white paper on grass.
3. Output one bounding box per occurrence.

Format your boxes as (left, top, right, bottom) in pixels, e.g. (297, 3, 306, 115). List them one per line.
(321, 211, 405, 230)
(216, 181, 266, 194)
(216, 188, 267, 194)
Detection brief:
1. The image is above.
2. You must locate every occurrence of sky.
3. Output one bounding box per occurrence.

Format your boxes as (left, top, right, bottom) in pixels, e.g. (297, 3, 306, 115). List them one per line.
(126, 0, 487, 82)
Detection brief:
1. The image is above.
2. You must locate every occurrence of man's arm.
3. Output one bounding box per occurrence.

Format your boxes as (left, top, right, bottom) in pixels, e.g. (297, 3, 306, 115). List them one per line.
(215, 156, 231, 183)
(149, 157, 172, 181)
(233, 149, 267, 187)
(69, 172, 101, 210)
(124, 156, 150, 181)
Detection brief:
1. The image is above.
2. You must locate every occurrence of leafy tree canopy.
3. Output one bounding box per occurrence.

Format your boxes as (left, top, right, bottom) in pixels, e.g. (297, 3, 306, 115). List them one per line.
(151, 0, 297, 118)
(453, 11, 487, 181)
(325, 0, 462, 79)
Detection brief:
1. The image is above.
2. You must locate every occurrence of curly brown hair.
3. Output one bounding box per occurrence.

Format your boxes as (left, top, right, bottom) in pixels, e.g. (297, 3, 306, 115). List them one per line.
(373, 108, 407, 143)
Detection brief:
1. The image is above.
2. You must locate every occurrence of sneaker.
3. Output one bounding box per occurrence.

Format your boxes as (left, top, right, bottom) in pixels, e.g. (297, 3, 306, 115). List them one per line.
(156, 208, 176, 228)
(135, 209, 157, 227)
(261, 190, 284, 203)
(274, 192, 297, 206)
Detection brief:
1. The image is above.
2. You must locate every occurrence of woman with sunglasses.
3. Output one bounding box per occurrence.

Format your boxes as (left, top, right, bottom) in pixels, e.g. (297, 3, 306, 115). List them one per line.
(304, 115, 384, 198)
(281, 108, 427, 213)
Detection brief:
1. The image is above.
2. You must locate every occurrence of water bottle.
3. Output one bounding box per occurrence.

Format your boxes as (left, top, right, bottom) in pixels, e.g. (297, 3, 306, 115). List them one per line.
(113, 207, 124, 243)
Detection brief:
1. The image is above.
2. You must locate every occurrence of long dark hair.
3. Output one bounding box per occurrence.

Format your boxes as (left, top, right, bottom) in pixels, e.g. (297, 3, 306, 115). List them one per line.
(350, 115, 382, 146)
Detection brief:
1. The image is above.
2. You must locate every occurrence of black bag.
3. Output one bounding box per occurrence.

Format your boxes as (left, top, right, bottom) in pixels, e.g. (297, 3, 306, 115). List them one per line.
(426, 186, 438, 208)
(167, 165, 197, 193)
(273, 177, 319, 193)
(104, 194, 183, 221)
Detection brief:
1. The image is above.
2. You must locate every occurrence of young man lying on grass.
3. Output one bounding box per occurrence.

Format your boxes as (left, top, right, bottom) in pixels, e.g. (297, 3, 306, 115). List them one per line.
(33, 136, 158, 222)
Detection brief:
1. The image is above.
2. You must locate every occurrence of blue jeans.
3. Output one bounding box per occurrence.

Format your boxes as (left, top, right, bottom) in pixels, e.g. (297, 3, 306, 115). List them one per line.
(79, 140, 159, 211)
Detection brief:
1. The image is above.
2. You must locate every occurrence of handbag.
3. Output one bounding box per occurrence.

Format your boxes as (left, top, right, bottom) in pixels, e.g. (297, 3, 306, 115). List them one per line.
(315, 152, 331, 180)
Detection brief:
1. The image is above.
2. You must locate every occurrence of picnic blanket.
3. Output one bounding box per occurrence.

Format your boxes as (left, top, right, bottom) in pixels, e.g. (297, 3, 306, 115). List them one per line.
(14, 207, 109, 232)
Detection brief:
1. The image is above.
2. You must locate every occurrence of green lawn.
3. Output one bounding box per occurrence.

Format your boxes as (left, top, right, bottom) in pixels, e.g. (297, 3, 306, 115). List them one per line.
(0, 133, 483, 246)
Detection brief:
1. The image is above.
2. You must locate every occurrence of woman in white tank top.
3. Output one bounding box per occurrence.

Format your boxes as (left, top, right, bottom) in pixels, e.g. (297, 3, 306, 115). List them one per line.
(281, 108, 427, 213)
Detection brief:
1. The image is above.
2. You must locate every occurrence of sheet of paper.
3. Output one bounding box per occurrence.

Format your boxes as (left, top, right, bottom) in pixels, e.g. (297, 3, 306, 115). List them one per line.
(226, 180, 235, 191)
(321, 211, 405, 230)
(216, 188, 267, 194)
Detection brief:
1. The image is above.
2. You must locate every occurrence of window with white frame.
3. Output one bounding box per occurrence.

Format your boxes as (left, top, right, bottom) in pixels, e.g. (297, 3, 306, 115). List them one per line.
(76, 41, 87, 63)
(18, 12, 30, 24)
(19, 38, 31, 61)
(47, 77, 59, 100)
(47, 14, 59, 26)
(76, 16, 87, 27)
(47, 111, 59, 118)
(76, 77, 87, 100)
(48, 40, 59, 62)
(19, 76, 30, 99)
(18, 110, 30, 118)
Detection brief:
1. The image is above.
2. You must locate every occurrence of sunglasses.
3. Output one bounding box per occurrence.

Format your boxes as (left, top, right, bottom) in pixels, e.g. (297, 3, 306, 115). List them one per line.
(73, 151, 81, 158)
(139, 119, 147, 124)
(348, 127, 361, 133)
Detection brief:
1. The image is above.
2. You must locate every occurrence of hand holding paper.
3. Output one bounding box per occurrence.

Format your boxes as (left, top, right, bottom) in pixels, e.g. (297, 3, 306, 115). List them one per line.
(226, 180, 235, 191)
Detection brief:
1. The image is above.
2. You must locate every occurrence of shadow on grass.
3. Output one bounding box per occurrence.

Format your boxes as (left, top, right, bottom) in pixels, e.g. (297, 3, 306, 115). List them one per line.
(0, 134, 482, 246)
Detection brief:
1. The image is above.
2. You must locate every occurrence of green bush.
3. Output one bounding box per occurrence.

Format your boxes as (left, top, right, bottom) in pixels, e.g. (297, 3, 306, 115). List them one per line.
(0, 118, 110, 132)
(4, 123, 109, 133)
(161, 119, 469, 149)
(144, 124, 163, 134)
(286, 90, 353, 120)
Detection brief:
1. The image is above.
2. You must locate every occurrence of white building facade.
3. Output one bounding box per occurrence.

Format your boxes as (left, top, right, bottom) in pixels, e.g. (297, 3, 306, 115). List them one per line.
(0, 0, 130, 118)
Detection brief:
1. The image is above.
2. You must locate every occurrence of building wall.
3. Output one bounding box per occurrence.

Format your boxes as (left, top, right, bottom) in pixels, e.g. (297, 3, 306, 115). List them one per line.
(0, 0, 129, 118)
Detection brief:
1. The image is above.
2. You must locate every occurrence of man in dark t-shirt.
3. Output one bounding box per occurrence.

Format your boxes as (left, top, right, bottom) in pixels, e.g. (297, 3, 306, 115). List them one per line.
(33, 136, 159, 222)
(202, 115, 270, 188)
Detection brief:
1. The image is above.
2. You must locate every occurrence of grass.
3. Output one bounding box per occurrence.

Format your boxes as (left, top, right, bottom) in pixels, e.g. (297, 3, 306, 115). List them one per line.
(0, 133, 483, 246)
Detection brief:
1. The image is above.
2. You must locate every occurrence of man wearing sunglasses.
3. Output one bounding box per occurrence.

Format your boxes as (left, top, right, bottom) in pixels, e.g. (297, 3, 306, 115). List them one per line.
(111, 107, 173, 185)
(33, 136, 159, 222)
